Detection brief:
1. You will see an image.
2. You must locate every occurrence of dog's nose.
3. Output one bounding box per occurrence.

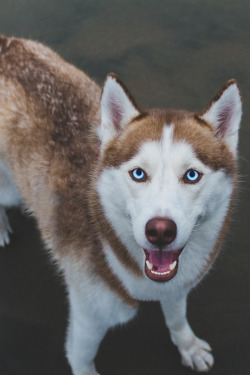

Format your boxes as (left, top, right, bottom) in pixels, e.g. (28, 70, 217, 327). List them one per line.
(145, 217, 177, 247)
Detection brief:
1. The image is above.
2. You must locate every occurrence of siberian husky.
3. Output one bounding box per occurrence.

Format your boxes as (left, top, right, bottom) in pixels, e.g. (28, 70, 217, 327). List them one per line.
(0, 35, 242, 375)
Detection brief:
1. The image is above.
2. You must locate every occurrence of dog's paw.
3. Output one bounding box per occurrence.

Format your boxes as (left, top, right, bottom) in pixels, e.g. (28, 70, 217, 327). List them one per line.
(69, 363, 101, 375)
(179, 337, 214, 372)
(0, 207, 12, 247)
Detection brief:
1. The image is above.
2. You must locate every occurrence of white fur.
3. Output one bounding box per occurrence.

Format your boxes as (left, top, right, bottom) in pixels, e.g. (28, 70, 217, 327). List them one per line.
(64, 262, 138, 375)
(97, 125, 233, 297)
(0, 78, 241, 375)
(94, 123, 234, 373)
(160, 292, 214, 371)
(0, 161, 21, 245)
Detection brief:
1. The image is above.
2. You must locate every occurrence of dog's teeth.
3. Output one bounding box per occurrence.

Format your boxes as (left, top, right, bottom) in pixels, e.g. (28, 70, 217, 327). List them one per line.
(170, 261, 177, 271)
(151, 270, 170, 275)
(146, 260, 153, 270)
(151, 270, 159, 275)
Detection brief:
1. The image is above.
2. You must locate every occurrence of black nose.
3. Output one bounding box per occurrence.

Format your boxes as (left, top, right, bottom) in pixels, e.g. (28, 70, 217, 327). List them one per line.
(145, 217, 177, 247)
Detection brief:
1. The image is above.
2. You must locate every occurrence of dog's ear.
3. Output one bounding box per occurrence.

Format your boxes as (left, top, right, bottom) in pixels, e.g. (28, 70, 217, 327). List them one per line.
(198, 80, 242, 155)
(99, 73, 140, 146)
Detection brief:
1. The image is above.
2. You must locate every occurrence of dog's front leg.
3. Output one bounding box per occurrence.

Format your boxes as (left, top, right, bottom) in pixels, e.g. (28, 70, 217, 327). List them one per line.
(65, 303, 106, 375)
(160, 291, 214, 372)
(65, 279, 138, 375)
(65, 281, 112, 375)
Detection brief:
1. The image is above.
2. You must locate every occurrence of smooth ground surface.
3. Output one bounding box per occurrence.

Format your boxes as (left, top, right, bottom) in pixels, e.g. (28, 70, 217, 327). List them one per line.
(0, 1, 249, 374)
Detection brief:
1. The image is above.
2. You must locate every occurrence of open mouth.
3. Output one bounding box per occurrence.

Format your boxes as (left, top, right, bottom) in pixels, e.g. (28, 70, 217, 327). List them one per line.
(143, 248, 183, 282)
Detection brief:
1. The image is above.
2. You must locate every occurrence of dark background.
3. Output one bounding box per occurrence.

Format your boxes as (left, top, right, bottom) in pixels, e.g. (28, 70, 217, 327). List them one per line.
(0, 1, 249, 374)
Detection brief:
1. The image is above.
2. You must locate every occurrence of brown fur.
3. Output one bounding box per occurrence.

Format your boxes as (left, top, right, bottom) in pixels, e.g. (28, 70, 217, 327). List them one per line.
(90, 104, 238, 289)
(88, 184, 143, 277)
(0, 35, 99, 252)
(101, 107, 236, 176)
(192, 179, 238, 285)
(185, 183, 237, 288)
(0, 35, 238, 307)
(173, 115, 237, 175)
(0, 36, 140, 307)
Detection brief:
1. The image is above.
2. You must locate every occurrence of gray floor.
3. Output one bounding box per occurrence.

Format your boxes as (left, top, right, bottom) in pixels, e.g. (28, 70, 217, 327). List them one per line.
(0, 1, 249, 374)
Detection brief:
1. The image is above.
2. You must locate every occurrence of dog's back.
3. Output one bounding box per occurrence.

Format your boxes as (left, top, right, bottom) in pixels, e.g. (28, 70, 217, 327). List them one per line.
(0, 35, 101, 255)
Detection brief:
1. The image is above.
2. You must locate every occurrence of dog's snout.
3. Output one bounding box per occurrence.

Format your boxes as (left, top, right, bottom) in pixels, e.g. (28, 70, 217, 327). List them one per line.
(145, 217, 177, 246)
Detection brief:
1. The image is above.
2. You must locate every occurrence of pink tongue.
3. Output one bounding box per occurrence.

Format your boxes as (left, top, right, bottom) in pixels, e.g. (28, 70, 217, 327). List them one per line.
(144, 249, 179, 271)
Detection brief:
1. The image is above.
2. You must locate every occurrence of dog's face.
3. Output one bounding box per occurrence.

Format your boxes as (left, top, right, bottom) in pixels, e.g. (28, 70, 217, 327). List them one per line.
(96, 74, 241, 285)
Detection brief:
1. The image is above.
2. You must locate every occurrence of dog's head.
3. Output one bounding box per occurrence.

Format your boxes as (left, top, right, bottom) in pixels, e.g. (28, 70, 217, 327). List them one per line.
(94, 74, 241, 285)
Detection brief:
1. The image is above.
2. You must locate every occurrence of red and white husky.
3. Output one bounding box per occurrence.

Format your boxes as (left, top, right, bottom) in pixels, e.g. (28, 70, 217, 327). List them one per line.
(0, 36, 242, 374)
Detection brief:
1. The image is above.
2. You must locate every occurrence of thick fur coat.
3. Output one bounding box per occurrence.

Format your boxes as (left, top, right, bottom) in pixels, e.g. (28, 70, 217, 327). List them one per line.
(0, 36, 242, 375)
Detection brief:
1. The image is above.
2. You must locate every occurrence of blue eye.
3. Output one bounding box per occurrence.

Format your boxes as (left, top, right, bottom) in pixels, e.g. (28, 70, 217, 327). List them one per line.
(129, 168, 147, 182)
(184, 169, 202, 183)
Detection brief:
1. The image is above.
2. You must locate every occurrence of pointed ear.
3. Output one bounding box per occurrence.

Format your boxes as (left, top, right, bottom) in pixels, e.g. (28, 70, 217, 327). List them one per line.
(198, 80, 242, 155)
(99, 73, 140, 146)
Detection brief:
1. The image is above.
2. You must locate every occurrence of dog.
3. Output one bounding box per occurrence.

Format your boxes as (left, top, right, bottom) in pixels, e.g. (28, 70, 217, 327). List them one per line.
(0, 35, 242, 375)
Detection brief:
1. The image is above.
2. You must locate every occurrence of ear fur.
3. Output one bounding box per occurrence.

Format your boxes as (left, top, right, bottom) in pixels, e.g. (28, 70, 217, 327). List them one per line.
(99, 73, 140, 146)
(198, 79, 242, 155)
